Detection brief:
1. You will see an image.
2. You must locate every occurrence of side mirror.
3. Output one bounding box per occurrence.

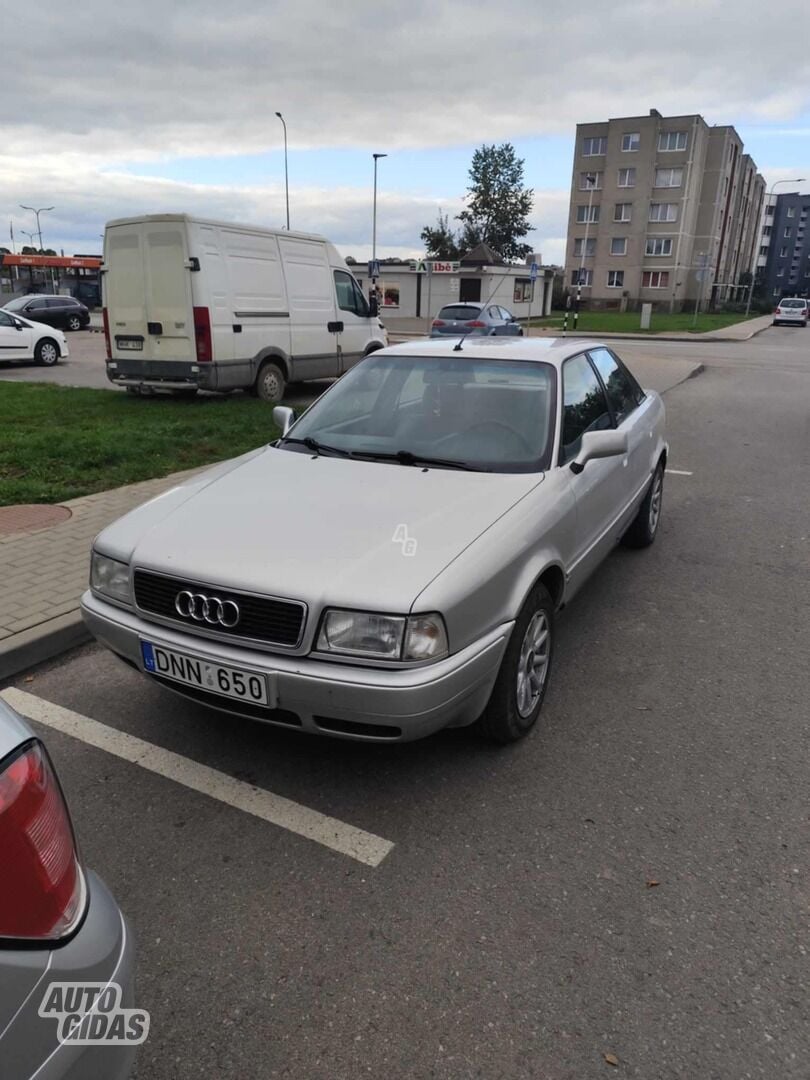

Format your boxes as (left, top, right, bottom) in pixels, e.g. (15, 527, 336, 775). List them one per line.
(14, 320, 24, 331)
(569, 429, 627, 474)
(367, 293, 379, 318)
(272, 405, 295, 436)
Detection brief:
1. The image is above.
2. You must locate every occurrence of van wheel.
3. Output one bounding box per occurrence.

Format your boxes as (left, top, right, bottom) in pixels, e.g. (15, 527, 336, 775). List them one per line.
(35, 339, 60, 366)
(255, 362, 286, 403)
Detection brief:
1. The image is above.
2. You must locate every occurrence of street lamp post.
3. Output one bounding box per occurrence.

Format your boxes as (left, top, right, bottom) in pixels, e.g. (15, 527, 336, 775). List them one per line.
(20, 204, 55, 291)
(746, 177, 806, 315)
(573, 174, 597, 332)
(274, 113, 290, 230)
(371, 153, 387, 302)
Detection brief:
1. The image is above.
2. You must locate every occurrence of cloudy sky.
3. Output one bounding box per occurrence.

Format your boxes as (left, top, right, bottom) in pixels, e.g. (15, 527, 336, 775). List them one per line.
(3, 0, 809, 265)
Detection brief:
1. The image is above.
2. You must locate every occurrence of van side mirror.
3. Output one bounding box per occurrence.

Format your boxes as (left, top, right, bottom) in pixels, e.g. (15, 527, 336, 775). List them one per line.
(569, 429, 627, 474)
(273, 405, 295, 436)
(367, 293, 379, 318)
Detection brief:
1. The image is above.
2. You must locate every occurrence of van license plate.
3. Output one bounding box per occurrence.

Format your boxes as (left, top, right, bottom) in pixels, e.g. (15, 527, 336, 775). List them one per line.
(140, 641, 269, 705)
(117, 338, 143, 351)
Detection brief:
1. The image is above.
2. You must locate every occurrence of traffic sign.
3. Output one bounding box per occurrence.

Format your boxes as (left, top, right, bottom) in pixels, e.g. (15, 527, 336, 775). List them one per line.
(368, 259, 381, 278)
(530, 262, 538, 281)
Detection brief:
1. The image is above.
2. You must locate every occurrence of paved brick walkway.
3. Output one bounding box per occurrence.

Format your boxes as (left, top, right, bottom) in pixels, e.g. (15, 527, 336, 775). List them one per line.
(0, 467, 203, 677)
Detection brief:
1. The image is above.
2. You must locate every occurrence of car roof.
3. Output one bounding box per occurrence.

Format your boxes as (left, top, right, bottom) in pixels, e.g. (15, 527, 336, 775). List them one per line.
(379, 336, 606, 368)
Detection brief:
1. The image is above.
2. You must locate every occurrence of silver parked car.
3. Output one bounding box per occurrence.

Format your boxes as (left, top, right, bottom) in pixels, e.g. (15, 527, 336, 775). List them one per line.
(431, 302, 524, 337)
(772, 297, 808, 326)
(81, 337, 666, 744)
(0, 695, 137, 1078)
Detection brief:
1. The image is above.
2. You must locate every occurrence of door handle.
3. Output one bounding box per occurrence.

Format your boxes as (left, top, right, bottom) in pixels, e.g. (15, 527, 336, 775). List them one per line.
(327, 321, 344, 333)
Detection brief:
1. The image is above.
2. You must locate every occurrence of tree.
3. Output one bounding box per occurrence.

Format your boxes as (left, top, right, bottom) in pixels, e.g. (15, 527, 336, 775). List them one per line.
(420, 212, 461, 260)
(457, 143, 534, 263)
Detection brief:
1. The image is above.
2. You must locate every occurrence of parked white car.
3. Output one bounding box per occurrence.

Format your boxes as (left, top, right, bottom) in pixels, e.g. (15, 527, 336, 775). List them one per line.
(82, 337, 667, 746)
(0, 307, 69, 366)
(772, 298, 808, 326)
(102, 214, 388, 400)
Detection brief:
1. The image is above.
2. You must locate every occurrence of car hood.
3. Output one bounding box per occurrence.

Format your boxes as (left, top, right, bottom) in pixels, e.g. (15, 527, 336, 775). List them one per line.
(115, 446, 543, 612)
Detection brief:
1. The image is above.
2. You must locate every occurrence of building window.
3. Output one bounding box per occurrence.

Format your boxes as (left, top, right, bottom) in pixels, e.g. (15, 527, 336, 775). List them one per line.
(570, 268, 593, 286)
(658, 131, 688, 152)
(607, 270, 625, 288)
(573, 238, 597, 257)
(762, 225, 772, 236)
(583, 136, 607, 156)
(610, 237, 627, 255)
(779, 246, 788, 256)
(759, 245, 768, 256)
(621, 133, 640, 152)
(645, 237, 673, 256)
(654, 167, 683, 188)
(786, 207, 796, 218)
(649, 203, 678, 222)
(579, 172, 602, 190)
(576, 205, 600, 223)
(617, 168, 636, 188)
(513, 279, 533, 303)
(766, 205, 775, 216)
(776, 268, 784, 277)
(784, 227, 792, 237)
(642, 271, 669, 288)
(614, 203, 632, 223)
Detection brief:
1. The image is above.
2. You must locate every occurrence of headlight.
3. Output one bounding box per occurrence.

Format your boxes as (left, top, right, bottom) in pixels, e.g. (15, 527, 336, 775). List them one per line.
(316, 610, 448, 661)
(90, 551, 131, 605)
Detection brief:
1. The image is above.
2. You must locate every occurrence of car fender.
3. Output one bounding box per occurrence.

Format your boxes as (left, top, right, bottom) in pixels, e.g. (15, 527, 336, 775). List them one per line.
(252, 346, 291, 381)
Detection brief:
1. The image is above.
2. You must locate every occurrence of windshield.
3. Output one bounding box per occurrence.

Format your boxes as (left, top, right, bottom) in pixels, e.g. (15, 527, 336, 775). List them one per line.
(3, 297, 29, 311)
(281, 352, 557, 473)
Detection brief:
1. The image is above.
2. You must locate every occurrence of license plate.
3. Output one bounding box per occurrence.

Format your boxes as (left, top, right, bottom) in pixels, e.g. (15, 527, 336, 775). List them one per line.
(140, 641, 270, 705)
(117, 338, 143, 351)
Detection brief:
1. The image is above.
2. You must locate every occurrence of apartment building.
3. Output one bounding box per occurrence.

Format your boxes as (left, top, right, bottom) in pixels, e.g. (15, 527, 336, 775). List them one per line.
(565, 109, 764, 310)
(760, 191, 810, 300)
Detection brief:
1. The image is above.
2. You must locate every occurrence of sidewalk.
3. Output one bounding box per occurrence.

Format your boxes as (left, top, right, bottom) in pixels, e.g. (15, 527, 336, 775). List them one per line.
(0, 467, 203, 680)
(385, 313, 773, 343)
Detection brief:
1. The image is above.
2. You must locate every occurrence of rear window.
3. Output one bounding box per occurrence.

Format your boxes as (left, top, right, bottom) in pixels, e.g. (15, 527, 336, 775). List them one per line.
(437, 306, 482, 321)
(779, 299, 806, 308)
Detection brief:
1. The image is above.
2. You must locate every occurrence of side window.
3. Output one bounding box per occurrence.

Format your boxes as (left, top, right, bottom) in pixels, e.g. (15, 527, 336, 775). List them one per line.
(46, 298, 64, 308)
(334, 270, 369, 317)
(588, 348, 644, 423)
(487, 307, 501, 320)
(499, 307, 514, 321)
(560, 353, 613, 464)
(28, 299, 47, 312)
(0, 310, 14, 327)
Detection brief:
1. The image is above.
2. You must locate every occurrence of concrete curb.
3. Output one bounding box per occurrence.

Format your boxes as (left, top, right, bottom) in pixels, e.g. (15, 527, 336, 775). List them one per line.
(527, 325, 772, 344)
(0, 610, 90, 681)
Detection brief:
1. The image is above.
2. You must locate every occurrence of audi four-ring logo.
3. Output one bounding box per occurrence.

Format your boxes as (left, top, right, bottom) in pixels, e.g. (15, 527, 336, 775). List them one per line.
(174, 590, 240, 628)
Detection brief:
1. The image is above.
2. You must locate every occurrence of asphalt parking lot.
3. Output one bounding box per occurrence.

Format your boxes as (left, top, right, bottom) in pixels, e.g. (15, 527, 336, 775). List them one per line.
(2, 326, 809, 1078)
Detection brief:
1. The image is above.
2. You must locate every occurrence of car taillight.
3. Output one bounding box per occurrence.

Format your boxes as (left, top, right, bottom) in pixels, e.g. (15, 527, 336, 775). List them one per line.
(0, 742, 85, 941)
(466, 320, 486, 327)
(193, 306, 212, 362)
(432, 319, 446, 327)
(102, 306, 111, 360)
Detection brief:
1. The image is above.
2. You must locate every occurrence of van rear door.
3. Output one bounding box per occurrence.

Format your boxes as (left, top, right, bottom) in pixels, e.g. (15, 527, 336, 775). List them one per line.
(105, 220, 195, 363)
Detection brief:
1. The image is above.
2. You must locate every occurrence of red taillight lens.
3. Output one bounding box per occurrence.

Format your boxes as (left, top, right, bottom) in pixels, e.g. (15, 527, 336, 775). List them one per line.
(432, 319, 446, 327)
(102, 306, 111, 360)
(193, 306, 212, 362)
(466, 320, 486, 327)
(0, 742, 84, 941)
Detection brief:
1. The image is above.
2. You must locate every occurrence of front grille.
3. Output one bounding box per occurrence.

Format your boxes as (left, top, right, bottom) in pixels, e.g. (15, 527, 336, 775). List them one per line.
(133, 570, 305, 647)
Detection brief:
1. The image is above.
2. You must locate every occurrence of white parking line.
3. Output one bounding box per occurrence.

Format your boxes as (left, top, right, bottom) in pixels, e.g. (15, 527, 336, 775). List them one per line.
(1, 688, 394, 868)
(666, 469, 693, 476)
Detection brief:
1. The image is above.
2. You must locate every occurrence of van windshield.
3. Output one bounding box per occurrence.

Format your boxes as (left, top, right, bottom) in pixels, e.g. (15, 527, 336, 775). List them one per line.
(279, 352, 557, 473)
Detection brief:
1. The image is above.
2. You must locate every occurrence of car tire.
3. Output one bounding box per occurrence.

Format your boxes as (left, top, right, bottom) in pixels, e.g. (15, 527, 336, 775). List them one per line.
(255, 362, 286, 403)
(621, 461, 664, 549)
(34, 339, 60, 367)
(67, 315, 82, 331)
(476, 583, 554, 744)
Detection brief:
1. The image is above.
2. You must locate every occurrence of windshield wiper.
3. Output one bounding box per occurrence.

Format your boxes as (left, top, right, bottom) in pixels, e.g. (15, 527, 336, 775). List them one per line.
(279, 436, 354, 458)
(354, 449, 484, 472)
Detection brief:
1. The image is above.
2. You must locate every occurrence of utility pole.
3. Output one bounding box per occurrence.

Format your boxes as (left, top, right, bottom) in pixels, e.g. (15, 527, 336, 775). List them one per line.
(274, 113, 290, 230)
(573, 174, 597, 331)
(371, 153, 387, 304)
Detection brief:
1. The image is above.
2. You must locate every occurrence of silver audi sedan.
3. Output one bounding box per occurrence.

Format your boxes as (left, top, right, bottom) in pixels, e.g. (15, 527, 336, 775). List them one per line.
(82, 337, 666, 744)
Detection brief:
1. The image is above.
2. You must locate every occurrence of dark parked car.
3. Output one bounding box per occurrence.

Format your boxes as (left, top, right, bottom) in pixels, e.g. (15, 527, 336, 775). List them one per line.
(431, 302, 524, 338)
(4, 294, 90, 331)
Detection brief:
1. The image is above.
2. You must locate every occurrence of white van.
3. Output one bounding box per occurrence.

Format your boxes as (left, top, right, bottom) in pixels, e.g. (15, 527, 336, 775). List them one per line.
(102, 214, 388, 400)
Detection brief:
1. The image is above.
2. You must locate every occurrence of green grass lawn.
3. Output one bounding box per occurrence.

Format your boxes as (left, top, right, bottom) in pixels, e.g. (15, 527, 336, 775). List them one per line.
(527, 310, 761, 334)
(0, 384, 283, 506)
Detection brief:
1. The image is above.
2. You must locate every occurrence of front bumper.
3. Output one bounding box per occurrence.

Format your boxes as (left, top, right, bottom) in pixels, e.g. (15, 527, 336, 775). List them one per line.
(0, 871, 137, 1080)
(81, 590, 511, 742)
